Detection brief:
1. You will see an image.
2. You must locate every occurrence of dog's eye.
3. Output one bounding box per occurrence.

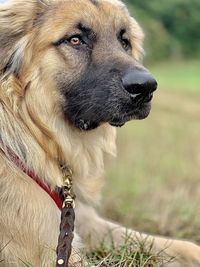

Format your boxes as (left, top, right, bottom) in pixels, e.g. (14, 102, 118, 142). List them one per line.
(119, 29, 131, 51)
(69, 35, 83, 46)
(121, 38, 131, 51)
(53, 35, 84, 47)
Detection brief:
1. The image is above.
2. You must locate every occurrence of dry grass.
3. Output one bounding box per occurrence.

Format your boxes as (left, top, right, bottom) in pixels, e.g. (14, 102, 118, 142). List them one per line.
(86, 234, 174, 267)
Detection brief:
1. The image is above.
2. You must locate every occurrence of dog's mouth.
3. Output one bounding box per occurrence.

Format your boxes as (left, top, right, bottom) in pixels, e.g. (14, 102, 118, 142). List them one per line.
(109, 104, 152, 128)
(109, 91, 154, 127)
(65, 87, 155, 131)
(64, 88, 155, 131)
(72, 97, 153, 131)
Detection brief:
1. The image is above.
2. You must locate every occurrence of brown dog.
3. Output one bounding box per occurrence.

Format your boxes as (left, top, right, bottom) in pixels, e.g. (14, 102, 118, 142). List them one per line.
(0, 0, 200, 266)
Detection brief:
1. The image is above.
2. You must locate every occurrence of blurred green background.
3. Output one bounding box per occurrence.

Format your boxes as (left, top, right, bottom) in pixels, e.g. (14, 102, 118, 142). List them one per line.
(102, 0, 200, 243)
(126, 0, 200, 63)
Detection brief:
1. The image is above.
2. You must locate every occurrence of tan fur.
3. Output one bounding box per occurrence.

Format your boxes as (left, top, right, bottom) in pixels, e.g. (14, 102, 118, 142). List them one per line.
(0, 0, 200, 266)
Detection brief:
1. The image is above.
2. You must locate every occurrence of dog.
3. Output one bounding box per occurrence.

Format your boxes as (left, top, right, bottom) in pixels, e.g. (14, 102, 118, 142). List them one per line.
(0, 0, 200, 266)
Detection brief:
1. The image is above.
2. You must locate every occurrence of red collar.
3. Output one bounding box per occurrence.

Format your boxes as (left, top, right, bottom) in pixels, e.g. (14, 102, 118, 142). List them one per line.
(0, 145, 62, 210)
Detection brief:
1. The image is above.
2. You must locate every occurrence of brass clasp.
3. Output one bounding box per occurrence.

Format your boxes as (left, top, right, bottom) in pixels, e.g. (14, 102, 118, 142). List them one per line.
(61, 165, 75, 208)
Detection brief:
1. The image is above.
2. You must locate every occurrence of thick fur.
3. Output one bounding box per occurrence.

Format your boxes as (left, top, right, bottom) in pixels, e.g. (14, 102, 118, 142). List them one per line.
(0, 0, 200, 266)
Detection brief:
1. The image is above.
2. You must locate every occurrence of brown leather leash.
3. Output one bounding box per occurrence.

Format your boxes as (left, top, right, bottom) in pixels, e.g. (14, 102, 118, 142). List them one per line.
(56, 165, 76, 267)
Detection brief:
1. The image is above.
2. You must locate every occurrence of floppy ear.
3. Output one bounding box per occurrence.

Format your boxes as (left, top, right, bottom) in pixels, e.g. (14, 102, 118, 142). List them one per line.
(0, 0, 47, 76)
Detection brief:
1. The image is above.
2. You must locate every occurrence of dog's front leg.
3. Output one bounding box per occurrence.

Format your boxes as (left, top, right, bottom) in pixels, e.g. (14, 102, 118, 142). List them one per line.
(75, 201, 200, 267)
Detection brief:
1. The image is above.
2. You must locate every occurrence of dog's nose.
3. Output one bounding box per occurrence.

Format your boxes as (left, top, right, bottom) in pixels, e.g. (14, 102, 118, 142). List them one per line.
(122, 69, 157, 98)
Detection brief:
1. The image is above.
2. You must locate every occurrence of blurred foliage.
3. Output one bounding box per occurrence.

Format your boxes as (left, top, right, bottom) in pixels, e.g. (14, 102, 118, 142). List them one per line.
(124, 0, 200, 63)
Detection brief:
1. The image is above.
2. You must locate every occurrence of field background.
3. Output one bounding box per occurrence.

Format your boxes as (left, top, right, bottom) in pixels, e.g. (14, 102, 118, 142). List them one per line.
(102, 60, 200, 245)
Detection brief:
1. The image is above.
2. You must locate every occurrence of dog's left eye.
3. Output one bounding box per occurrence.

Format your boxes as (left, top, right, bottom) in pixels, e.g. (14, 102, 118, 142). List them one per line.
(121, 38, 131, 51)
(118, 30, 131, 51)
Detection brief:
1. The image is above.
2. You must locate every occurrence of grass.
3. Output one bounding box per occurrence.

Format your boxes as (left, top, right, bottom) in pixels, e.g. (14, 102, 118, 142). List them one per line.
(87, 59, 200, 265)
(86, 234, 174, 267)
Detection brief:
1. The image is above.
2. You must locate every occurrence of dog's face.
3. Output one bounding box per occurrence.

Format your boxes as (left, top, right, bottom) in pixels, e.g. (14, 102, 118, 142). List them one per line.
(0, 0, 157, 131)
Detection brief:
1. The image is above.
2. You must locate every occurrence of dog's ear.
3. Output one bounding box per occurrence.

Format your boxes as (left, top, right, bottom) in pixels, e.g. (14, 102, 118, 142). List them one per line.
(0, 0, 47, 76)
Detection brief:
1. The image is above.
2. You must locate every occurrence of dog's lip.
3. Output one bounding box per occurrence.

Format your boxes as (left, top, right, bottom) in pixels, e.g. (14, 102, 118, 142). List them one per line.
(109, 100, 152, 127)
(143, 92, 153, 103)
(109, 121, 125, 127)
(133, 92, 154, 105)
(109, 114, 132, 127)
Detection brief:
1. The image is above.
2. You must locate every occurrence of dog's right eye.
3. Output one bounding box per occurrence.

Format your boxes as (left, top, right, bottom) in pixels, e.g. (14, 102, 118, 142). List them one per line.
(53, 35, 84, 47)
(68, 35, 83, 46)
(70, 37, 81, 45)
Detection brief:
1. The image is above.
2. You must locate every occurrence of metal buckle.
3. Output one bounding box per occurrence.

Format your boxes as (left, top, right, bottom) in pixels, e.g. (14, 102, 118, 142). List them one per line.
(61, 165, 75, 209)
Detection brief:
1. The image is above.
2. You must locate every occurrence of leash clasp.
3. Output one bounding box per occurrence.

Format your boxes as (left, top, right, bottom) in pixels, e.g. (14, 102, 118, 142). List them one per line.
(61, 165, 75, 209)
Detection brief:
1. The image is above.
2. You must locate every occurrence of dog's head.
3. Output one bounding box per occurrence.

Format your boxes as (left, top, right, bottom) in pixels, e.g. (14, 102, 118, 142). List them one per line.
(0, 0, 157, 131)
